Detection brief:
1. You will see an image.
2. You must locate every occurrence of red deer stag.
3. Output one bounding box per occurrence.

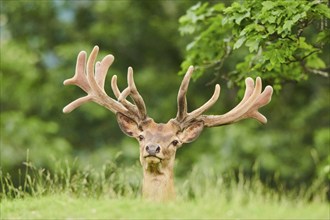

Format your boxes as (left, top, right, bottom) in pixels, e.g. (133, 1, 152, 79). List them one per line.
(63, 46, 273, 201)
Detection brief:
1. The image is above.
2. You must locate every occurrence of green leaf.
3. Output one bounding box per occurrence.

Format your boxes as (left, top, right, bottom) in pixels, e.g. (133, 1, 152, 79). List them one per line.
(240, 23, 264, 36)
(292, 12, 306, 23)
(179, 24, 196, 35)
(190, 1, 202, 11)
(223, 2, 240, 14)
(267, 15, 277, 24)
(213, 4, 225, 12)
(234, 11, 251, 24)
(306, 55, 326, 69)
(267, 24, 276, 34)
(316, 30, 330, 43)
(298, 37, 314, 50)
(262, 1, 276, 11)
(283, 20, 294, 32)
(267, 49, 285, 66)
(314, 3, 330, 19)
(234, 36, 246, 49)
(246, 38, 260, 52)
(186, 41, 195, 51)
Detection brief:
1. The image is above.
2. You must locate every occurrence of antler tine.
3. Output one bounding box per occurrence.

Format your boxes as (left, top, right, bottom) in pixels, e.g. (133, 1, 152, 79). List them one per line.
(95, 55, 114, 91)
(111, 74, 142, 120)
(246, 85, 273, 123)
(176, 66, 194, 122)
(200, 77, 273, 127)
(110, 67, 147, 120)
(175, 66, 221, 126)
(86, 46, 101, 93)
(220, 77, 261, 120)
(127, 67, 147, 120)
(184, 84, 221, 123)
(63, 51, 92, 113)
(64, 51, 89, 92)
(63, 46, 129, 114)
(111, 75, 121, 98)
(235, 77, 255, 109)
(63, 95, 93, 114)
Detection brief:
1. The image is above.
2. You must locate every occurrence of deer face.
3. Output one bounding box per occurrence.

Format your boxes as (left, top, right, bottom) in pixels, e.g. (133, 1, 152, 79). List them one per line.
(138, 121, 179, 172)
(116, 113, 204, 172)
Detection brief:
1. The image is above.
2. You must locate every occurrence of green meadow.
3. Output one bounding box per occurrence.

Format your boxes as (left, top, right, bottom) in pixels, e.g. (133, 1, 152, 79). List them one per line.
(2, 194, 328, 219)
(1, 162, 328, 219)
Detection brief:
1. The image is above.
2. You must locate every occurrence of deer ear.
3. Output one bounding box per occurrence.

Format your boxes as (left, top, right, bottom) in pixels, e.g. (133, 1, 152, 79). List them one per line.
(178, 121, 204, 143)
(116, 113, 140, 137)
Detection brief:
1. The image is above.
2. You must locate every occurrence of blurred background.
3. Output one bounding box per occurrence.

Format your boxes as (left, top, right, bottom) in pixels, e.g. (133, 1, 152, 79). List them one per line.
(1, 0, 329, 194)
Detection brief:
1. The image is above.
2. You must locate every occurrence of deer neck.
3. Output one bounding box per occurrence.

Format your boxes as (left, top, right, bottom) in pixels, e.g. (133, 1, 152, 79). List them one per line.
(142, 161, 175, 202)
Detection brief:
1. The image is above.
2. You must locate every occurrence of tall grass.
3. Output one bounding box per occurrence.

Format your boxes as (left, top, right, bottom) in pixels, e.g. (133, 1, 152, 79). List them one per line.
(0, 151, 328, 204)
(1, 157, 142, 200)
(1, 153, 329, 219)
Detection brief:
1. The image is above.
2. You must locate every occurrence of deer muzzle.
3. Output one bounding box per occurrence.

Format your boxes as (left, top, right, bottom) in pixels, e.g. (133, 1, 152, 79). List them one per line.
(144, 144, 162, 163)
(146, 144, 161, 155)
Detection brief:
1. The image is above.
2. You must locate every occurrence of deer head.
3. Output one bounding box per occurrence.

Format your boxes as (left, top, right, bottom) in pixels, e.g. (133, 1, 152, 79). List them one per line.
(63, 46, 273, 201)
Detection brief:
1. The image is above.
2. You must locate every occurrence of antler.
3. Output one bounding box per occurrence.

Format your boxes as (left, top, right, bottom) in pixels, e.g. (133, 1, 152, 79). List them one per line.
(63, 46, 147, 122)
(175, 66, 273, 128)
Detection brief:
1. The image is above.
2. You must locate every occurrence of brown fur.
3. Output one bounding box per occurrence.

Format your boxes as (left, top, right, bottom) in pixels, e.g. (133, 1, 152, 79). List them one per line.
(116, 115, 202, 201)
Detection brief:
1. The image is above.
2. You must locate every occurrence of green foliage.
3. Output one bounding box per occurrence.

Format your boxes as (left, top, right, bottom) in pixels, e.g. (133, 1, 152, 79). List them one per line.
(0, 41, 72, 172)
(179, 0, 330, 90)
(0, 112, 72, 171)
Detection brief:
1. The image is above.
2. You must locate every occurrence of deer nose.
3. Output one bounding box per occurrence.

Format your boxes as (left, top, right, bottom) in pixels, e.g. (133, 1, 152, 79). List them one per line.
(146, 144, 161, 156)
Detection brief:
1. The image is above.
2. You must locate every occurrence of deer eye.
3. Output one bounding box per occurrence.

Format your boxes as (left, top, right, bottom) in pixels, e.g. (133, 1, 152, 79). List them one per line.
(138, 135, 144, 141)
(171, 140, 179, 146)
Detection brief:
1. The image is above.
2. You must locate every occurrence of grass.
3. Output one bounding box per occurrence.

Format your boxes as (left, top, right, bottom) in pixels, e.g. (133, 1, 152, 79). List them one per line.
(1, 193, 329, 219)
(1, 158, 329, 219)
